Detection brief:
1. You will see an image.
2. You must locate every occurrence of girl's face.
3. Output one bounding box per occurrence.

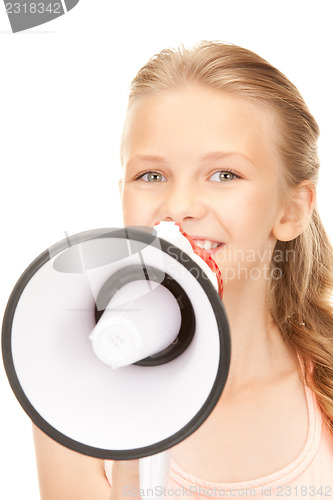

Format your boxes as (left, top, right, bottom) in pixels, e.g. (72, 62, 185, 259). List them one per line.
(120, 87, 287, 284)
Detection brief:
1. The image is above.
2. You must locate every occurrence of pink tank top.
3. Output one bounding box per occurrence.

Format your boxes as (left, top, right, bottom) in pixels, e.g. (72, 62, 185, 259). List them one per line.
(104, 385, 333, 498)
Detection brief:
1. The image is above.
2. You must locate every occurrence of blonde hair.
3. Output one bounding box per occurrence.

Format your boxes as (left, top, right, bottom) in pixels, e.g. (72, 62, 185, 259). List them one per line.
(123, 41, 333, 432)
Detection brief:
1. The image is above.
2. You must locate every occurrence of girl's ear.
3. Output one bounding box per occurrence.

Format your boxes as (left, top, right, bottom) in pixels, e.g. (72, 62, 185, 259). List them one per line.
(272, 180, 316, 241)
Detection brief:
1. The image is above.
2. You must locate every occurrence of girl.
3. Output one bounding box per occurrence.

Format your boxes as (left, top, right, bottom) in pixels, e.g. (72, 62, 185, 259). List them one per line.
(33, 42, 333, 499)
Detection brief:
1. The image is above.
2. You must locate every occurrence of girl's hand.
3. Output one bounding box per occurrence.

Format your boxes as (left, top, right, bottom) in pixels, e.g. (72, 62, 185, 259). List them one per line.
(110, 459, 140, 499)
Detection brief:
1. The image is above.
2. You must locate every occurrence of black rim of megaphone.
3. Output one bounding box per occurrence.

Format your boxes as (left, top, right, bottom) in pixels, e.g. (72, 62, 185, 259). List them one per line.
(1, 227, 231, 460)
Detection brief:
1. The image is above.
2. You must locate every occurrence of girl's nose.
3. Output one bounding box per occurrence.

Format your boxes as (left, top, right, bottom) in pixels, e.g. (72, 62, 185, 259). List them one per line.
(160, 184, 206, 222)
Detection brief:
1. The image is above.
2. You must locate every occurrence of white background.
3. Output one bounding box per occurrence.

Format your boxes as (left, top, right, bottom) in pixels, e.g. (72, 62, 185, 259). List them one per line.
(0, 1, 332, 498)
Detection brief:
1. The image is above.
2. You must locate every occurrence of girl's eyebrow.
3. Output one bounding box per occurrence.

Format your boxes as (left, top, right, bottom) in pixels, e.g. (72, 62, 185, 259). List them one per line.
(126, 154, 167, 168)
(200, 151, 255, 167)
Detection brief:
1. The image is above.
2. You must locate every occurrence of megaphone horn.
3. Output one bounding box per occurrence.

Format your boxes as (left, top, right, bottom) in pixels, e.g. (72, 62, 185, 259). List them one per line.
(2, 222, 230, 496)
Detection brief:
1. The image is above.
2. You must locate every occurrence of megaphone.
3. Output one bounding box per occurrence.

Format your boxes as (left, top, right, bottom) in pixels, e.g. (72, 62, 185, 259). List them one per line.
(2, 221, 230, 498)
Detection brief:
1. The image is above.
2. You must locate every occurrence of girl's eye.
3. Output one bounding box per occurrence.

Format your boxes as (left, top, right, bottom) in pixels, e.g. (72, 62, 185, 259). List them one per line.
(134, 171, 166, 183)
(209, 170, 240, 182)
(133, 169, 239, 183)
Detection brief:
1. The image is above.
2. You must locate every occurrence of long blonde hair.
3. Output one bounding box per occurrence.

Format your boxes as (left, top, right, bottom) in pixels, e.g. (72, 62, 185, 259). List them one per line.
(123, 41, 333, 432)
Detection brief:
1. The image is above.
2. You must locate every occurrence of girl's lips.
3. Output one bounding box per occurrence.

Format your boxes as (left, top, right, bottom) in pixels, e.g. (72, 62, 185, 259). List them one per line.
(189, 236, 223, 244)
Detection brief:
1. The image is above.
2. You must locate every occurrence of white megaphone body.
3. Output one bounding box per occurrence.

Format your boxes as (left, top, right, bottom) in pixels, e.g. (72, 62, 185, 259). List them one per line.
(2, 221, 230, 499)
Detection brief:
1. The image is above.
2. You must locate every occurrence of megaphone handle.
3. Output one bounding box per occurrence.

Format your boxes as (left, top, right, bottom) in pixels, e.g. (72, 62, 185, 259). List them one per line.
(139, 451, 171, 499)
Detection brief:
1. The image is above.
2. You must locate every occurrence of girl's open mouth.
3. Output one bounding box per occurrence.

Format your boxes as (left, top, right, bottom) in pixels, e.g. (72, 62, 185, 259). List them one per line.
(191, 238, 225, 255)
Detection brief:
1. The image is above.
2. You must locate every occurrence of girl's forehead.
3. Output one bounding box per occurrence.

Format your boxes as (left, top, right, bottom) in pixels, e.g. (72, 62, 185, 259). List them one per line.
(122, 87, 282, 174)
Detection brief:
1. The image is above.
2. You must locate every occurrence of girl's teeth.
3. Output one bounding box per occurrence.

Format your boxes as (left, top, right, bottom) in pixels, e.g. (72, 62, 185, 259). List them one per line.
(204, 241, 213, 250)
(194, 240, 221, 250)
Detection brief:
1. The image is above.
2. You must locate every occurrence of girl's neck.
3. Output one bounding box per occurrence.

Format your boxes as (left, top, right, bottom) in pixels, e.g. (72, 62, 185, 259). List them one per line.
(221, 279, 298, 395)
